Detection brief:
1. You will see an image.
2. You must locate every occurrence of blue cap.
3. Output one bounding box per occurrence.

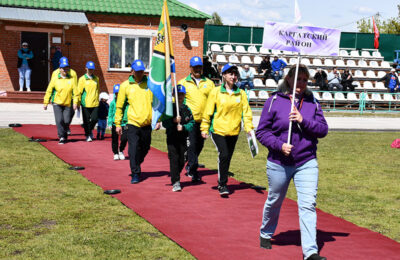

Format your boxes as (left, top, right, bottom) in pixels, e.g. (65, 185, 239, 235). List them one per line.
(131, 59, 146, 71)
(113, 84, 120, 94)
(174, 84, 186, 94)
(190, 56, 203, 67)
(221, 63, 238, 74)
(59, 57, 69, 68)
(86, 61, 95, 70)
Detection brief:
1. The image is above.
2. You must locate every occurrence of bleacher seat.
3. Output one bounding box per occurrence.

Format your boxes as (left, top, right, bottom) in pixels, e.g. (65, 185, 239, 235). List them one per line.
(347, 92, 358, 101)
(354, 70, 364, 78)
(301, 58, 311, 65)
(236, 45, 247, 53)
(265, 79, 277, 87)
(223, 45, 234, 53)
(370, 61, 379, 68)
(250, 67, 257, 75)
(381, 61, 391, 68)
(271, 49, 281, 55)
(241, 56, 252, 64)
(289, 57, 298, 65)
(353, 81, 362, 89)
(282, 50, 292, 55)
(358, 60, 368, 67)
(334, 92, 346, 100)
(325, 59, 334, 66)
(322, 92, 333, 100)
(229, 55, 240, 63)
(383, 93, 394, 101)
(336, 60, 345, 67)
(253, 56, 263, 64)
(258, 90, 269, 100)
(363, 81, 374, 89)
(283, 68, 290, 75)
(281, 57, 288, 64)
(259, 47, 270, 54)
(346, 60, 356, 67)
(313, 58, 323, 66)
(309, 69, 316, 78)
(372, 51, 382, 58)
(248, 90, 257, 100)
(211, 44, 221, 52)
(375, 82, 386, 89)
(372, 93, 382, 101)
(278, 79, 284, 85)
(216, 55, 227, 63)
(377, 71, 386, 78)
(339, 50, 349, 56)
(366, 70, 376, 78)
(248, 46, 258, 54)
(350, 50, 360, 57)
(361, 51, 371, 57)
(312, 92, 321, 100)
(254, 78, 264, 87)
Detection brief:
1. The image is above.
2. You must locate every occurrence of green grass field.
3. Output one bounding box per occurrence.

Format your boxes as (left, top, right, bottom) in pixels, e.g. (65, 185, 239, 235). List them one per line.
(1, 128, 399, 259)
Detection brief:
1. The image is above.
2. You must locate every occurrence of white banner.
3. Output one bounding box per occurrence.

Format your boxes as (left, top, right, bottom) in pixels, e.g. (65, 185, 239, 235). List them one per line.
(262, 21, 341, 56)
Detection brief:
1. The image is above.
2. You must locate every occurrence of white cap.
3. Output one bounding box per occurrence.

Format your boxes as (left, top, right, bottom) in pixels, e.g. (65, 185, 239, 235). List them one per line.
(22, 42, 28, 46)
(99, 92, 109, 101)
(391, 68, 396, 72)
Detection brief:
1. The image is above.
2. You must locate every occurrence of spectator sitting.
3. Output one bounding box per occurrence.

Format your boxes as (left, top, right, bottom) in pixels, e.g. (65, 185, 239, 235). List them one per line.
(257, 56, 272, 84)
(270, 56, 287, 83)
(379, 68, 399, 93)
(239, 65, 254, 90)
(341, 69, 354, 92)
(313, 68, 328, 91)
(327, 67, 343, 91)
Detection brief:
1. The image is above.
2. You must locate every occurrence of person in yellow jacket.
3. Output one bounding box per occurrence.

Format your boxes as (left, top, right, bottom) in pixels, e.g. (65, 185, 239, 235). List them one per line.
(50, 57, 78, 135)
(201, 63, 254, 196)
(115, 59, 159, 184)
(178, 56, 216, 182)
(78, 61, 100, 142)
(43, 57, 79, 144)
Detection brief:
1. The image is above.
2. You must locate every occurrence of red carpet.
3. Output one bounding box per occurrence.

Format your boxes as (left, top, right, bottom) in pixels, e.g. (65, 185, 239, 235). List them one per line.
(13, 124, 400, 259)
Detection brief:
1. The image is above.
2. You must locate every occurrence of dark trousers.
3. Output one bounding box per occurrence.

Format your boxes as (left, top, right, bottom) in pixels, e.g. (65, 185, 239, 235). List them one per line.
(127, 124, 152, 175)
(112, 125, 128, 154)
(317, 82, 328, 91)
(186, 122, 205, 177)
(167, 139, 187, 184)
(53, 104, 73, 139)
(82, 106, 99, 136)
(66, 105, 75, 132)
(211, 133, 238, 186)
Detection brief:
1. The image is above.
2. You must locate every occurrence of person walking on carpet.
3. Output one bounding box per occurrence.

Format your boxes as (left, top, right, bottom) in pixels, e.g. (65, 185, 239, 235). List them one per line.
(256, 64, 328, 260)
(108, 84, 129, 160)
(114, 59, 160, 184)
(200, 63, 254, 196)
(162, 85, 195, 192)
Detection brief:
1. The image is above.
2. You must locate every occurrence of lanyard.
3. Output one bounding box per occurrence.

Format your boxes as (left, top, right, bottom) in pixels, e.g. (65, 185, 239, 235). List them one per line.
(289, 96, 304, 111)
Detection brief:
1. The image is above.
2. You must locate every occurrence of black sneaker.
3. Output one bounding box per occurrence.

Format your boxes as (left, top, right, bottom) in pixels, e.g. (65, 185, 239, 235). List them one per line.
(260, 236, 272, 249)
(58, 137, 66, 144)
(218, 185, 229, 195)
(306, 254, 327, 260)
(191, 174, 201, 183)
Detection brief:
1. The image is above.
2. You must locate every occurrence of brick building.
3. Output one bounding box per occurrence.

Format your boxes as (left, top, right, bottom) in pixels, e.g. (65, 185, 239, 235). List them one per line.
(0, 0, 210, 94)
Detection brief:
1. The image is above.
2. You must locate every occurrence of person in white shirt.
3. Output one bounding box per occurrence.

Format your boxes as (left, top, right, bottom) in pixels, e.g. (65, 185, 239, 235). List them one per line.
(327, 67, 343, 91)
(239, 65, 254, 90)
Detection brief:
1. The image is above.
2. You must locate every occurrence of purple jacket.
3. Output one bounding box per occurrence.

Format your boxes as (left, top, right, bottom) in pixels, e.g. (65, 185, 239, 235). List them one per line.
(256, 91, 328, 167)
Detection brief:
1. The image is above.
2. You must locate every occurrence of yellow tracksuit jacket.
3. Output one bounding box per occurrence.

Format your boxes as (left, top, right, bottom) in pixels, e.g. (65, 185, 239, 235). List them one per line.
(43, 73, 79, 106)
(51, 68, 78, 86)
(115, 75, 153, 128)
(201, 84, 253, 136)
(78, 74, 100, 108)
(178, 74, 215, 122)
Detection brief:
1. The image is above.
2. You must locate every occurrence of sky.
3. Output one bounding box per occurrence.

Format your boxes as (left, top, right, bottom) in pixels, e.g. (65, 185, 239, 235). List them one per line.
(180, 0, 399, 32)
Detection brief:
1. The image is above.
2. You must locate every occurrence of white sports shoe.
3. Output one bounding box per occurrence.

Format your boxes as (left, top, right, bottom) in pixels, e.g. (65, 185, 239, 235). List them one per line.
(113, 154, 119, 160)
(118, 152, 125, 160)
(172, 182, 182, 192)
(86, 136, 92, 142)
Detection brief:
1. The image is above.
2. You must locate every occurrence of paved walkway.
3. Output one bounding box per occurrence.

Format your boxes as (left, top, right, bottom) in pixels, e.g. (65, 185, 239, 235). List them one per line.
(1, 103, 400, 131)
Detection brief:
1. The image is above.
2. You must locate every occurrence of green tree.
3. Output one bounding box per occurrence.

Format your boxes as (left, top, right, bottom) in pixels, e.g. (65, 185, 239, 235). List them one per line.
(235, 22, 241, 26)
(206, 12, 223, 25)
(357, 6, 400, 34)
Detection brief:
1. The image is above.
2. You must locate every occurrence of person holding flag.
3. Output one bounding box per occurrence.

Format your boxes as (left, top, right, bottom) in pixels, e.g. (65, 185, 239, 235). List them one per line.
(115, 59, 157, 184)
(256, 64, 328, 260)
(178, 56, 216, 182)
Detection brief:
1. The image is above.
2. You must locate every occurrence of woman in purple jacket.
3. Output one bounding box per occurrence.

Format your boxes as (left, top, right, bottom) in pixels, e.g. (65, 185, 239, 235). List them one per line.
(256, 64, 328, 260)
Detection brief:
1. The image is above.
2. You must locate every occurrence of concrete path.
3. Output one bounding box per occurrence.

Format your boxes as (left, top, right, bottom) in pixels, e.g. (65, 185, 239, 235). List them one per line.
(1, 103, 400, 131)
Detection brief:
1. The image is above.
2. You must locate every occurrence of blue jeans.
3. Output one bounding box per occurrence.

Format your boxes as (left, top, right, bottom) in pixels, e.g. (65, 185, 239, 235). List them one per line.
(271, 70, 283, 83)
(239, 80, 254, 90)
(18, 64, 31, 91)
(260, 159, 319, 259)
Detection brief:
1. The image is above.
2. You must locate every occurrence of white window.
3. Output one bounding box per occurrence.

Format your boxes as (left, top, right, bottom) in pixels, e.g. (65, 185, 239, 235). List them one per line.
(109, 35, 151, 71)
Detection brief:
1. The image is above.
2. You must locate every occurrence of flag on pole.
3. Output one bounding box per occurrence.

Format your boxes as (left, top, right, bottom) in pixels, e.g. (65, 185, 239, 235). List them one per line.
(372, 16, 379, 49)
(294, 0, 301, 24)
(148, 0, 175, 129)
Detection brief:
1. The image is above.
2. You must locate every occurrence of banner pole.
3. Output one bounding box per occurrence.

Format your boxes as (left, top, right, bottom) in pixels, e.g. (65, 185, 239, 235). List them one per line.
(287, 52, 301, 145)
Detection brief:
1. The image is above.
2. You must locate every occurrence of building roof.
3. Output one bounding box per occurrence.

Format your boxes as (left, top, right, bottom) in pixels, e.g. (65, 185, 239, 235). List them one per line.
(0, 0, 211, 20)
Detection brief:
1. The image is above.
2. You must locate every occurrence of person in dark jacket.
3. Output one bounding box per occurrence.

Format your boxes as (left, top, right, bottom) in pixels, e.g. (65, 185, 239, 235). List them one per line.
(256, 64, 328, 260)
(17, 42, 34, 91)
(379, 69, 399, 93)
(162, 85, 195, 192)
(97, 92, 109, 140)
(50, 46, 63, 71)
(341, 69, 354, 92)
(313, 68, 328, 90)
(258, 56, 272, 84)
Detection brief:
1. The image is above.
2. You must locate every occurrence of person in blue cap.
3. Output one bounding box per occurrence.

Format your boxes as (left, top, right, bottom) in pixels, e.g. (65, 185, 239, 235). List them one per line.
(115, 59, 160, 184)
(178, 56, 216, 182)
(162, 84, 195, 192)
(78, 61, 100, 142)
(108, 84, 129, 160)
(17, 42, 33, 91)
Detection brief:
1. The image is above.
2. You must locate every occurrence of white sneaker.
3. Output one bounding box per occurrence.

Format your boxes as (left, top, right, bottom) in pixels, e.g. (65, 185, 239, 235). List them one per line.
(19, 89, 23, 92)
(86, 136, 92, 142)
(172, 181, 182, 192)
(118, 152, 125, 160)
(113, 154, 119, 160)
(27, 88, 31, 92)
